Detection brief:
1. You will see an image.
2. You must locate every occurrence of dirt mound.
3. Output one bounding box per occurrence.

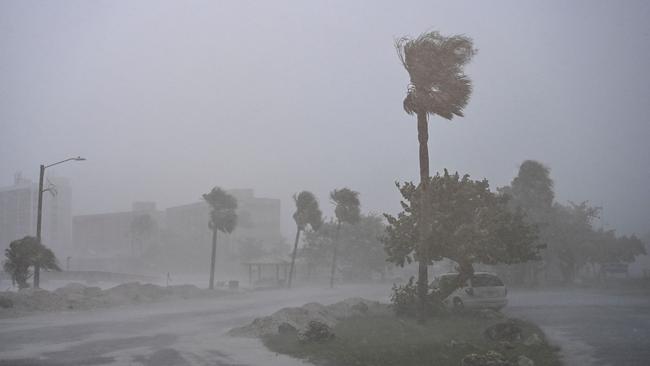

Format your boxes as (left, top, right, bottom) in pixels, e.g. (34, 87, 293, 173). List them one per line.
(0, 282, 229, 317)
(228, 297, 388, 338)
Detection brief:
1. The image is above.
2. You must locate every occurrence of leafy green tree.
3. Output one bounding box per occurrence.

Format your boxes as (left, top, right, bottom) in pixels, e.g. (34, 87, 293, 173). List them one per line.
(4, 236, 60, 289)
(302, 214, 389, 281)
(383, 170, 540, 306)
(499, 160, 555, 284)
(288, 191, 323, 288)
(203, 187, 238, 290)
(395, 30, 476, 315)
(329, 188, 361, 288)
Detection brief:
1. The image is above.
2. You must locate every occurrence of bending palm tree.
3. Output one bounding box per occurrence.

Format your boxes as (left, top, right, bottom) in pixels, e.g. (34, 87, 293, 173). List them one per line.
(288, 191, 323, 288)
(203, 187, 238, 290)
(395, 31, 475, 317)
(329, 188, 361, 288)
(3, 236, 60, 289)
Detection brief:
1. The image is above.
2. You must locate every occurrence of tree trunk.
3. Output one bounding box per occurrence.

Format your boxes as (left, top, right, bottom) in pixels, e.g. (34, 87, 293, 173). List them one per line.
(209, 228, 217, 290)
(329, 221, 342, 288)
(288, 227, 301, 288)
(416, 110, 430, 321)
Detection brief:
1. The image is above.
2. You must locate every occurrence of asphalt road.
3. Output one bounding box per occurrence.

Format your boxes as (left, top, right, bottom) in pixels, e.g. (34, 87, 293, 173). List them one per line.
(506, 288, 650, 366)
(0, 285, 391, 366)
(1, 285, 649, 365)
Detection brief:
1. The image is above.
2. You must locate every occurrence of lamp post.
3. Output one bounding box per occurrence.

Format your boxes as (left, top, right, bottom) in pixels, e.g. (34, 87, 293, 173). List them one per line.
(34, 156, 85, 288)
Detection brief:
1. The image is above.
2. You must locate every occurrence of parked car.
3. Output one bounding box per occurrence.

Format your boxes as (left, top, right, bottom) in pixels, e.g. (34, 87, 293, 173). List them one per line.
(433, 272, 508, 311)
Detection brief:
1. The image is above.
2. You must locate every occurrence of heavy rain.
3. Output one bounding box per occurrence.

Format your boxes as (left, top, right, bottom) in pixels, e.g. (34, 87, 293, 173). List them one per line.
(1, 1, 649, 365)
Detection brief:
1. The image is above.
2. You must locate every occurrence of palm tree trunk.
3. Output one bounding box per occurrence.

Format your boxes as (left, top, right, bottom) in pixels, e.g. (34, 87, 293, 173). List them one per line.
(417, 110, 430, 321)
(288, 227, 301, 288)
(34, 264, 40, 289)
(329, 221, 342, 288)
(209, 228, 217, 290)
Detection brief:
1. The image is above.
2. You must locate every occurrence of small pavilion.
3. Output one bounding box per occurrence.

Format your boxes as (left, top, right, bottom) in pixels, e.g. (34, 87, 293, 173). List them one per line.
(242, 256, 292, 286)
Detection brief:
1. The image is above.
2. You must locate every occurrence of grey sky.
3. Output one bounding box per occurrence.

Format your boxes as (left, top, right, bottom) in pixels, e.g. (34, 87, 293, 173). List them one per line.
(1, 0, 649, 238)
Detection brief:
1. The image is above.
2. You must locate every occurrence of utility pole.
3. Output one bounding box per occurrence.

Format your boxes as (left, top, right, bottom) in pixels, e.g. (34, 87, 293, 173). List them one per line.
(34, 164, 45, 288)
(33, 156, 85, 288)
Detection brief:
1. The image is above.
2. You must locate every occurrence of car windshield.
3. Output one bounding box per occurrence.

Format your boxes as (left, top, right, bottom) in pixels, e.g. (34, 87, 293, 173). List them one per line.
(472, 274, 504, 287)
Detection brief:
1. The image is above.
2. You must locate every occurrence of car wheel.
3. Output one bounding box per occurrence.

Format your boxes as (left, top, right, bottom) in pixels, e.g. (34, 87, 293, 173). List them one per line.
(452, 297, 464, 312)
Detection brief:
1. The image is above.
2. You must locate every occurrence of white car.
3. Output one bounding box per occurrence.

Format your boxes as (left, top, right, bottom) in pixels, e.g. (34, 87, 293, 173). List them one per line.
(434, 272, 508, 311)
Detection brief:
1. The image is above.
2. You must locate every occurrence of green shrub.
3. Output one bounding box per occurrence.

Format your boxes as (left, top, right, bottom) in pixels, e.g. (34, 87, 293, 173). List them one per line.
(390, 277, 419, 316)
(390, 277, 446, 317)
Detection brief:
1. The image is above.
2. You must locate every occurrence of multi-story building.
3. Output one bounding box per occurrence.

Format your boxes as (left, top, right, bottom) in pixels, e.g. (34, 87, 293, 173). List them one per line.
(72, 202, 163, 259)
(71, 189, 282, 273)
(0, 173, 72, 256)
(165, 189, 283, 260)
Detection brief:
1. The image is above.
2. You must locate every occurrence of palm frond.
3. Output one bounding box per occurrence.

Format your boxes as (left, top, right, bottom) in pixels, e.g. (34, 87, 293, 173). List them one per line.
(396, 30, 476, 119)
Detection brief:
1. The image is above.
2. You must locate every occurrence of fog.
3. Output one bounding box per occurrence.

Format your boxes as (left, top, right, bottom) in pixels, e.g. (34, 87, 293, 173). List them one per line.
(2, 1, 650, 366)
(1, 0, 649, 236)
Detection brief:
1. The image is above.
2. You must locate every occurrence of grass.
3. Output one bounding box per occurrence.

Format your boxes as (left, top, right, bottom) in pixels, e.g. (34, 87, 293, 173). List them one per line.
(263, 313, 562, 366)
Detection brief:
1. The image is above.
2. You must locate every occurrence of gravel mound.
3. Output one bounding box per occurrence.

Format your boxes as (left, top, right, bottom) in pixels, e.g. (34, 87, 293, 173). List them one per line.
(228, 297, 389, 338)
(0, 282, 230, 317)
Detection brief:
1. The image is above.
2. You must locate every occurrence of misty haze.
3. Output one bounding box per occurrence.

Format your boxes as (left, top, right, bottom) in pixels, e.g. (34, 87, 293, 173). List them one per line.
(1, 1, 649, 366)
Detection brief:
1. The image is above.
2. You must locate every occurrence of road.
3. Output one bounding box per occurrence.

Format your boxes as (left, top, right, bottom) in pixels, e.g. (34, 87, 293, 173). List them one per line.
(0, 285, 390, 366)
(506, 288, 650, 366)
(0, 285, 649, 365)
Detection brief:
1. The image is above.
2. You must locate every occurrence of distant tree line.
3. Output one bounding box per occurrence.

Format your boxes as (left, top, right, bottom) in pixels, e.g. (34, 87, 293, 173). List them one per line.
(498, 160, 646, 285)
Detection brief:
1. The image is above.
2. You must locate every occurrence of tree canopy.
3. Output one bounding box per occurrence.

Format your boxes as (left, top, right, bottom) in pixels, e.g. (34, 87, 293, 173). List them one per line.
(383, 170, 540, 291)
(293, 191, 323, 231)
(396, 31, 475, 119)
(4, 236, 60, 289)
(203, 187, 238, 234)
(330, 188, 361, 225)
(302, 214, 389, 280)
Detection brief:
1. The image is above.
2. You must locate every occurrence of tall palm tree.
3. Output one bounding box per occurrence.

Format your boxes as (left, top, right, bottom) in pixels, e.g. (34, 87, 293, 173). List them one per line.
(203, 187, 238, 290)
(288, 191, 323, 288)
(329, 188, 361, 288)
(395, 31, 475, 316)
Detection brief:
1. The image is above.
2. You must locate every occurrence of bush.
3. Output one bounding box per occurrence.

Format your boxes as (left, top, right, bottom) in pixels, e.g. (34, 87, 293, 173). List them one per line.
(389, 277, 445, 317)
(0, 297, 13, 309)
(390, 277, 419, 316)
(298, 321, 335, 343)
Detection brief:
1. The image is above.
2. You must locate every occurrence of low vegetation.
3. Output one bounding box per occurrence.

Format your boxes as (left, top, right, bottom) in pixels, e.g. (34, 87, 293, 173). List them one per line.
(263, 312, 561, 366)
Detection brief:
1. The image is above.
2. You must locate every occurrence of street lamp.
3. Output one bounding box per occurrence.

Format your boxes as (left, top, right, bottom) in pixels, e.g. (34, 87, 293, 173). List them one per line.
(34, 156, 85, 288)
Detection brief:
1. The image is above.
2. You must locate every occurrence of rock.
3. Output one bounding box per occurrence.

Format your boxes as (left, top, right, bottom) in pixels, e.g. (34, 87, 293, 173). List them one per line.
(298, 320, 335, 343)
(517, 355, 534, 366)
(54, 282, 87, 296)
(461, 350, 512, 366)
(351, 301, 369, 314)
(484, 321, 524, 342)
(278, 322, 297, 335)
(228, 297, 389, 338)
(499, 341, 516, 350)
(0, 297, 13, 309)
(523, 333, 543, 346)
(475, 309, 504, 319)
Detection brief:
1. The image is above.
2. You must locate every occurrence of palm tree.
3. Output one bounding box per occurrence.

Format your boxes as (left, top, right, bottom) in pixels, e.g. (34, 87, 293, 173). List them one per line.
(3, 236, 60, 289)
(203, 187, 238, 290)
(288, 191, 323, 288)
(329, 188, 361, 288)
(395, 31, 475, 316)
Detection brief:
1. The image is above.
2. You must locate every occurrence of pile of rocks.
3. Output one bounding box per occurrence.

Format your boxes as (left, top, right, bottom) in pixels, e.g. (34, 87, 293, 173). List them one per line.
(0, 282, 229, 317)
(228, 297, 388, 338)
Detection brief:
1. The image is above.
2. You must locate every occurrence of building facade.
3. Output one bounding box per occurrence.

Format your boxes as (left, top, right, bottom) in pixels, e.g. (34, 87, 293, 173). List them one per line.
(0, 174, 72, 256)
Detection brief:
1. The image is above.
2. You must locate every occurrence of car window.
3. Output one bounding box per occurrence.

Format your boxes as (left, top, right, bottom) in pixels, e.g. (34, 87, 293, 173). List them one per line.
(472, 274, 503, 287)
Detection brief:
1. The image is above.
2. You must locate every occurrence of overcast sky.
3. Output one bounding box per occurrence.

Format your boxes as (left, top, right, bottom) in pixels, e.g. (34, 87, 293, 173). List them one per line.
(1, 0, 649, 238)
